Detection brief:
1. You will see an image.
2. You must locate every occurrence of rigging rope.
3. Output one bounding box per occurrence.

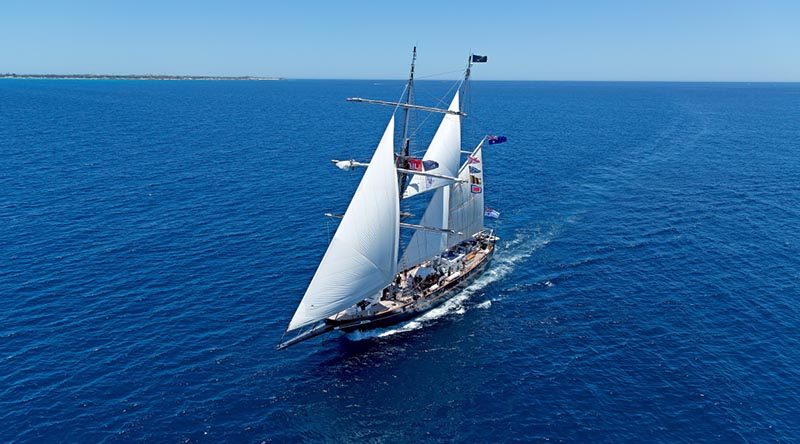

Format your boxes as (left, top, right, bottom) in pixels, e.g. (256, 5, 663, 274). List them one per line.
(409, 76, 465, 142)
(415, 67, 467, 80)
(393, 83, 409, 116)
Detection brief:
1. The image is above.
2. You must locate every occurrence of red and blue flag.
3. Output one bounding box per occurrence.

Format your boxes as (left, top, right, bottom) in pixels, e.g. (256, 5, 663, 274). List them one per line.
(407, 158, 439, 171)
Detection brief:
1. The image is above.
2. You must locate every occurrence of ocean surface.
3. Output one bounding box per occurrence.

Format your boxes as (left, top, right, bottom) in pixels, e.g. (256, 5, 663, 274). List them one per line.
(1, 79, 799, 443)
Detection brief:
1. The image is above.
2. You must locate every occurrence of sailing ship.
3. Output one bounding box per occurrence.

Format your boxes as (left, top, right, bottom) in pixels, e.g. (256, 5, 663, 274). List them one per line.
(278, 49, 501, 350)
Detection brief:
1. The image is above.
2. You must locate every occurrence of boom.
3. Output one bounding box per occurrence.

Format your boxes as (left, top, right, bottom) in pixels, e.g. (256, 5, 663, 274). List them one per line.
(346, 98, 467, 117)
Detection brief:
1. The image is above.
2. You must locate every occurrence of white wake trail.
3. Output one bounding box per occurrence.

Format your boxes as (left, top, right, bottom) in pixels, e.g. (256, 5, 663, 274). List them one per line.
(346, 228, 555, 341)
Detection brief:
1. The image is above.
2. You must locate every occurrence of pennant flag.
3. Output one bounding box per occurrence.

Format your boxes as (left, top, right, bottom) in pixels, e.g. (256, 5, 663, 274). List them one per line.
(467, 155, 481, 164)
(469, 166, 481, 174)
(484, 207, 501, 219)
(471, 55, 488, 63)
(470, 175, 482, 185)
(487, 135, 507, 145)
(471, 185, 482, 194)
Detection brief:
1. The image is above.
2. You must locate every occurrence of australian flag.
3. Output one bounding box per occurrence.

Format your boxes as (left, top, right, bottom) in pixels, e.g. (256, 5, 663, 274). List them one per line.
(487, 135, 507, 145)
(471, 55, 488, 63)
(484, 207, 500, 219)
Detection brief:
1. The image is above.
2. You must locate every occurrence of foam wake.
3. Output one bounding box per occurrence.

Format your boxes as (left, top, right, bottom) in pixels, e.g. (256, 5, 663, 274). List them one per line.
(346, 227, 555, 341)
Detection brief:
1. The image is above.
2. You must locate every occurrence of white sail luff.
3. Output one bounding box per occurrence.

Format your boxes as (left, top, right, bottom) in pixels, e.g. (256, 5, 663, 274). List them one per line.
(288, 117, 399, 331)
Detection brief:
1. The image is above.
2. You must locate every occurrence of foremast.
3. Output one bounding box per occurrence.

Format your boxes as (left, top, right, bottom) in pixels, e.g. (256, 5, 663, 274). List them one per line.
(401, 46, 417, 157)
(398, 46, 417, 198)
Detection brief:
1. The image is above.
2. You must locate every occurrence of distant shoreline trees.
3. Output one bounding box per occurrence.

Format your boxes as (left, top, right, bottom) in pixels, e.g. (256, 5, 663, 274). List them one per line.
(0, 73, 283, 81)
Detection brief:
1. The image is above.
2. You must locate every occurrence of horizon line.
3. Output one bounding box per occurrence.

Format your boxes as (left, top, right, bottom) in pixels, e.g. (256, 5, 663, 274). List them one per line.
(2, 73, 798, 83)
(294, 77, 800, 83)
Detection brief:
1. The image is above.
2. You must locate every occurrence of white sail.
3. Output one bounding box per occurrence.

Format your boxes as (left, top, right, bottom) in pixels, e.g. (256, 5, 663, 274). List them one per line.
(447, 142, 485, 245)
(400, 142, 485, 268)
(403, 92, 461, 199)
(399, 186, 449, 268)
(288, 117, 399, 331)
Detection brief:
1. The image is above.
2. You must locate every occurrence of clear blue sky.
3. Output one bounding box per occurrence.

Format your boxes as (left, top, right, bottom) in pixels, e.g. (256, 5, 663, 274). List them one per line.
(2, 0, 798, 81)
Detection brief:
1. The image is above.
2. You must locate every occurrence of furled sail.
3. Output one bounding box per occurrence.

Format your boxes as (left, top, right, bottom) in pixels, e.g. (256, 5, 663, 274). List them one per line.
(447, 142, 485, 245)
(287, 117, 399, 331)
(402, 92, 461, 199)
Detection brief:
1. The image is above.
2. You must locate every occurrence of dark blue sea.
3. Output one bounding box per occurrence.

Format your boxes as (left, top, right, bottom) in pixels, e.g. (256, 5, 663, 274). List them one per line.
(2, 79, 799, 442)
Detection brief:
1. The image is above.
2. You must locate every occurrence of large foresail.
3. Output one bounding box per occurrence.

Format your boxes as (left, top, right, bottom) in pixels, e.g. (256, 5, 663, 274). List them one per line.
(287, 117, 399, 331)
(447, 141, 485, 245)
(402, 92, 461, 199)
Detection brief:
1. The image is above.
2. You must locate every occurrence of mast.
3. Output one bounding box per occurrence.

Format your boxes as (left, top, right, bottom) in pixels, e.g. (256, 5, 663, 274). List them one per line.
(465, 53, 473, 83)
(401, 46, 416, 157)
(397, 46, 417, 198)
(462, 53, 473, 119)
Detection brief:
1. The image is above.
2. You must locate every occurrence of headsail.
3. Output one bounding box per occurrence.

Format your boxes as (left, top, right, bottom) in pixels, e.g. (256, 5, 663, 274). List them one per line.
(287, 117, 399, 331)
(402, 92, 461, 199)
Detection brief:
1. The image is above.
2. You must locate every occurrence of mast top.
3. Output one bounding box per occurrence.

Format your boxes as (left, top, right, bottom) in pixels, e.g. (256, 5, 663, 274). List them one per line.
(400, 46, 417, 153)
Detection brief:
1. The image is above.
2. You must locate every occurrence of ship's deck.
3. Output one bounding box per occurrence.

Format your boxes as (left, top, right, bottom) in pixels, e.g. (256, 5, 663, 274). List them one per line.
(330, 233, 496, 323)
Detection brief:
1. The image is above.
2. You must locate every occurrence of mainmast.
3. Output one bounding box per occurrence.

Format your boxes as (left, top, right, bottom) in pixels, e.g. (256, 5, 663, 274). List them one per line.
(462, 53, 473, 116)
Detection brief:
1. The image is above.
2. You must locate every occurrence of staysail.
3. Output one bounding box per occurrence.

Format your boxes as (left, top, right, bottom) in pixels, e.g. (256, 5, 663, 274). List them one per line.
(287, 117, 399, 331)
(402, 92, 461, 199)
(447, 142, 485, 245)
(399, 186, 449, 267)
(401, 140, 485, 267)
(399, 92, 462, 268)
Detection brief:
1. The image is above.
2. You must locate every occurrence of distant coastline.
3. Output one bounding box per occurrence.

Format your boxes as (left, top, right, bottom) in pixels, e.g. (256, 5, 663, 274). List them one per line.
(0, 73, 283, 81)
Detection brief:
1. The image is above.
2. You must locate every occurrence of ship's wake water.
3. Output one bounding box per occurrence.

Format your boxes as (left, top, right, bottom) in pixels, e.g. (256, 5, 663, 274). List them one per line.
(346, 227, 556, 341)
